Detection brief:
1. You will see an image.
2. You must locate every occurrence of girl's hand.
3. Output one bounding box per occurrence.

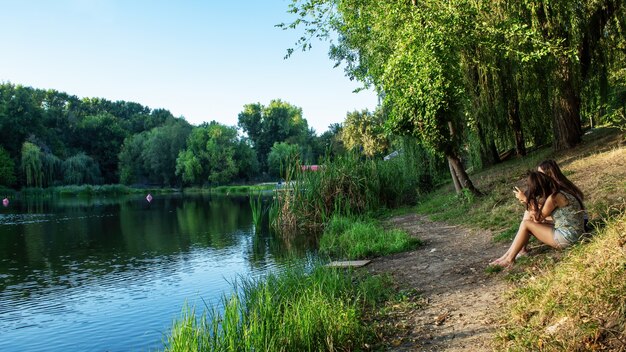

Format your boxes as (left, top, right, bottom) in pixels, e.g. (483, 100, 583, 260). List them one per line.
(513, 187, 526, 204)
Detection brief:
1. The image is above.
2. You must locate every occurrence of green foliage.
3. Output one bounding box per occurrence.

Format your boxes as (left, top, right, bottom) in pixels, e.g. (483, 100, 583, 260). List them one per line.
(119, 120, 192, 186)
(0, 82, 189, 187)
(341, 108, 389, 157)
(21, 142, 43, 188)
(320, 215, 421, 259)
(0, 146, 16, 186)
(267, 142, 299, 177)
(238, 100, 316, 172)
(176, 121, 240, 186)
(63, 153, 103, 185)
(164, 264, 394, 352)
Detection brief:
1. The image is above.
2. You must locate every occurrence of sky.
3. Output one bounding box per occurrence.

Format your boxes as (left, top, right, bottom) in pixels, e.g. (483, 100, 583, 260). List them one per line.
(0, 0, 379, 134)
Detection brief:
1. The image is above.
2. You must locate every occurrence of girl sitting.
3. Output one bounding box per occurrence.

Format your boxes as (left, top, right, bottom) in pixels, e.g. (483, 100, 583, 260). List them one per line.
(490, 170, 585, 268)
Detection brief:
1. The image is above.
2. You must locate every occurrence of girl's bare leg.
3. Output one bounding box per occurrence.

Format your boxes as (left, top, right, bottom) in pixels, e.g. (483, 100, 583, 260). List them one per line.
(490, 220, 558, 267)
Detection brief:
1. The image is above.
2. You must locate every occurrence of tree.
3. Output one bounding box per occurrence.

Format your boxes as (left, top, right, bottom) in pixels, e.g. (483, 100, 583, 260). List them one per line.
(340, 109, 389, 157)
(75, 112, 128, 183)
(63, 153, 102, 185)
(0, 147, 16, 187)
(267, 142, 300, 177)
(141, 120, 192, 185)
(175, 122, 240, 185)
(21, 142, 43, 187)
(238, 100, 309, 171)
(284, 0, 482, 194)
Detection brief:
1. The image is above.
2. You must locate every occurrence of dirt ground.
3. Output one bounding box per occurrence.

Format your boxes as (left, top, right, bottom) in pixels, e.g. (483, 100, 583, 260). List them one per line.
(367, 214, 512, 352)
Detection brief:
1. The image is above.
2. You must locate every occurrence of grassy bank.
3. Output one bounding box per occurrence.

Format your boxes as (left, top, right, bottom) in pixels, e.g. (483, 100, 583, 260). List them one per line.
(19, 184, 177, 197)
(183, 184, 276, 195)
(496, 212, 626, 351)
(410, 127, 625, 349)
(164, 264, 394, 352)
(320, 215, 422, 260)
(416, 127, 626, 242)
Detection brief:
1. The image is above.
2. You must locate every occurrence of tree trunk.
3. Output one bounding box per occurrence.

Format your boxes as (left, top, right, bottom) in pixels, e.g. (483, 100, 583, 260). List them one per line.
(476, 121, 499, 168)
(499, 58, 526, 156)
(553, 62, 582, 150)
(447, 153, 481, 196)
(508, 97, 526, 156)
(448, 158, 462, 194)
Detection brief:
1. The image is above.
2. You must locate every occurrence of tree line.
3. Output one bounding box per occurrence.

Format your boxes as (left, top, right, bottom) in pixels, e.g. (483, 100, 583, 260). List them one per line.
(0, 83, 358, 189)
(281, 0, 626, 194)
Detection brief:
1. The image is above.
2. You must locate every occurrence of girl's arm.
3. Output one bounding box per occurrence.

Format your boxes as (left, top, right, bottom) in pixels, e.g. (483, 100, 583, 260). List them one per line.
(539, 194, 564, 220)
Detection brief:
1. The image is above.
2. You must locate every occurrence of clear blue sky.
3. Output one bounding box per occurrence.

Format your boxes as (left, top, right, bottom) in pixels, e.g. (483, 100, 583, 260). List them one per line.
(0, 0, 378, 134)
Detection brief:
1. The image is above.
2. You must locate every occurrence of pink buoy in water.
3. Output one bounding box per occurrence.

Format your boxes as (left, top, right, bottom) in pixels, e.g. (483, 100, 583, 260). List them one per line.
(2, 198, 8, 207)
(146, 194, 153, 203)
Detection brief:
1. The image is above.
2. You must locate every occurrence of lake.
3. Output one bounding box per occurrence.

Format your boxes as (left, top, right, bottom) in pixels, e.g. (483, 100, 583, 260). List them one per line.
(0, 193, 314, 352)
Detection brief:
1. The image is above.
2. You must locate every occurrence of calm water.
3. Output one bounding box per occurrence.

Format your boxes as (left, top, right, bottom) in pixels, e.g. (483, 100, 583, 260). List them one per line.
(0, 193, 314, 352)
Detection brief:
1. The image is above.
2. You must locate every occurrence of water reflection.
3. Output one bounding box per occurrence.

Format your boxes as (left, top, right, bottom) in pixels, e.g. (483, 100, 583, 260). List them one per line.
(0, 193, 315, 352)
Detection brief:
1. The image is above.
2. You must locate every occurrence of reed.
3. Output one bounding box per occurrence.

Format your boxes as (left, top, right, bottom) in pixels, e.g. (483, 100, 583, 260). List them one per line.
(270, 141, 445, 235)
(164, 264, 394, 352)
(249, 193, 264, 231)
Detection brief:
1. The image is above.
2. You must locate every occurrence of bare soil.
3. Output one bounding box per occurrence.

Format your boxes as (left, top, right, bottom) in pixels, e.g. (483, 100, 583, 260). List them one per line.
(367, 214, 511, 351)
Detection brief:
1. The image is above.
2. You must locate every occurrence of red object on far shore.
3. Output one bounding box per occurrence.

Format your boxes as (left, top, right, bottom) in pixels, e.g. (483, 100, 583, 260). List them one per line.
(301, 165, 320, 172)
(2, 198, 8, 207)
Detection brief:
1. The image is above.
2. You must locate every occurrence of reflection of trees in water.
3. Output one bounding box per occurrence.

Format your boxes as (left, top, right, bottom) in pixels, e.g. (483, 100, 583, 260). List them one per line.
(0, 194, 315, 302)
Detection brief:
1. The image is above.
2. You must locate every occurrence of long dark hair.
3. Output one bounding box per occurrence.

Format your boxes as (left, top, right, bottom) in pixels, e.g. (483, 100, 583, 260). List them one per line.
(525, 171, 559, 221)
(538, 160, 584, 207)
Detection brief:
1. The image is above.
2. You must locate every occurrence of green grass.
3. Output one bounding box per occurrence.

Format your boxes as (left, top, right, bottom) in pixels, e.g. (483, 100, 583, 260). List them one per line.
(210, 184, 276, 194)
(164, 264, 395, 352)
(496, 212, 626, 351)
(319, 215, 422, 260)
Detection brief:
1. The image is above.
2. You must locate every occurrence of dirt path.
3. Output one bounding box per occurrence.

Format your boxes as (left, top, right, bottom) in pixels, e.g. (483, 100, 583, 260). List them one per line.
(367, 214, 512, 351)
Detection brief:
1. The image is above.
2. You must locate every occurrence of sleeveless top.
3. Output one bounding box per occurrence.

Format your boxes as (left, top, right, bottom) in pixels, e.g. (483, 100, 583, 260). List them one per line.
(552, 191, 585, 243)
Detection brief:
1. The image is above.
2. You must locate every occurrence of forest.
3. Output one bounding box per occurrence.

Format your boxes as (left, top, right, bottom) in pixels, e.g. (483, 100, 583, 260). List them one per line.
(0, 83, 350, 189)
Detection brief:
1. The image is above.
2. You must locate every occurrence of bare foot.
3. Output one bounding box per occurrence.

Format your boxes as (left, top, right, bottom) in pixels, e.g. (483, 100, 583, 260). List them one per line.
(515, 247, 529, 259)
(489, 257, 514, 268)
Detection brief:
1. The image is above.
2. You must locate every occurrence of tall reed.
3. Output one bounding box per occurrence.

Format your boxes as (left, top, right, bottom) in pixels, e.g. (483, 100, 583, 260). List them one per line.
(270, 139, 446, 235)
(249, 193, 264, 231)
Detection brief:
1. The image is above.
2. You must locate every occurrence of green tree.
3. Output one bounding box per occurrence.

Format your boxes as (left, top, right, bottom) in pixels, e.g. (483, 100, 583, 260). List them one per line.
(267, 142, 300, 178)
(142, 120, 192, 185)
(21, 142, 43, 187)
(340, 109, 389, 157)
(0, 147, 16, 187)
(238, 100, 309, 171)
(119, 132, 149, 185)
(175, 122, 239, 185)
(283, 0, 482, 194)
(63, 153, 102, 185)
(234, 139, 260, 181)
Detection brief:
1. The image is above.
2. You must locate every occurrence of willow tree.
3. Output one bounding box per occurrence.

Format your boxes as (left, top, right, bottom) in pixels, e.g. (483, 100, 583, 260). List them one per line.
(282, 0, 482, 194)
(21, 142, 43, 188)
(505, 0, 624, 150)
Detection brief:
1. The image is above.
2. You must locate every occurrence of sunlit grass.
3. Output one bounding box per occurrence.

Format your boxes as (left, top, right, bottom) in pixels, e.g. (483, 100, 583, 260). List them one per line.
(320, 215, 422, 260)
(496, 211, 626, 351)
